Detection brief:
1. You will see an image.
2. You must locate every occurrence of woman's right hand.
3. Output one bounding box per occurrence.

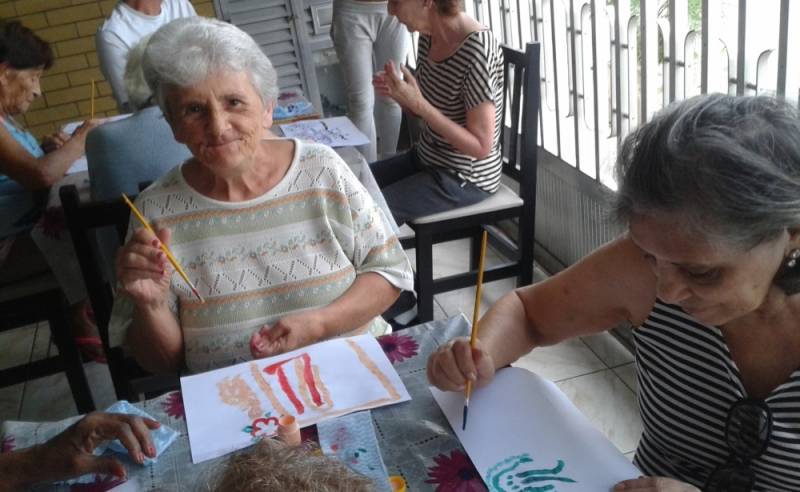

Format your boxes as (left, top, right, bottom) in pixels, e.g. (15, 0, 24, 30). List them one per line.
(116, 226, 173, 307)
(69, 119, 101, 148)
(427, 336, 496, 391)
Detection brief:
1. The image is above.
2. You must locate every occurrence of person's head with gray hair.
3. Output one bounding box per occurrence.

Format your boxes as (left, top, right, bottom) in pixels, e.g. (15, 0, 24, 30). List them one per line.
(613, 94, 800, 291)
(123, 35, 153, 111)
(206, 438, 374, 492)
(142, 16, 278, 118)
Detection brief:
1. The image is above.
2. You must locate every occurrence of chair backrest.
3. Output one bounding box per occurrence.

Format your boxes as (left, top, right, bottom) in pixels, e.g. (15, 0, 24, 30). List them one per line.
(500, 43, 541, 192)
(86, 106, 191, 201)
(59, 185, 131, 349)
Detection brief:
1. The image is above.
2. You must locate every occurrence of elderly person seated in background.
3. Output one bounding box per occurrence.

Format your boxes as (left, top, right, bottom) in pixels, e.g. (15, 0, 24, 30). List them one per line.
(0, 21, 100, 357)
(112, 17, 413, 375)
(428, 95, 800, 491)
(369, 0, 503, 225)
(87, 35, 191, 202)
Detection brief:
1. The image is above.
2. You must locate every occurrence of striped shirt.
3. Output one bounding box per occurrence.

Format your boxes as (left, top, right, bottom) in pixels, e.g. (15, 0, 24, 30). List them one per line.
(110, 140, 414, 373)
(633, 299, 800, 490)
(415, 30, 504, 193)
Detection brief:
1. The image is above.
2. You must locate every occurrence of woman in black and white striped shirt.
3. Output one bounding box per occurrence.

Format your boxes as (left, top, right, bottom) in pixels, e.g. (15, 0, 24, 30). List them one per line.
(370, 0, 503, 225)
(427, 94, 800, 491)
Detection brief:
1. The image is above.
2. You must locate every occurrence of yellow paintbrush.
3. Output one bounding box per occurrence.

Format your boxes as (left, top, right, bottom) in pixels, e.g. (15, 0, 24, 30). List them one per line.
(121, 193, 204, 303)
(462, 230, 488, 430)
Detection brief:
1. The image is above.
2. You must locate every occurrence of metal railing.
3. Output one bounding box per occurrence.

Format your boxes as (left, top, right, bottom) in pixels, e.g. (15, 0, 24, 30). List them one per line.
(461, 0, 799, 190)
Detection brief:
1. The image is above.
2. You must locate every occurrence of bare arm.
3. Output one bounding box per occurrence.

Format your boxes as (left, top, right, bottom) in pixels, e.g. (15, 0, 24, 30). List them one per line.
(251, 272, 401, 357)
(428, 235, 657, 390)
(0, 120, 97, 189)
(0, 412, 159, 491)
(374, 61, 495, 159)
(117, 226, 184, 374)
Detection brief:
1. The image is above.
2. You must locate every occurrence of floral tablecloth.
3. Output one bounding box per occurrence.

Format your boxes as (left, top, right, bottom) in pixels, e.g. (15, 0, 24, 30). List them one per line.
(3, 315, 485, 491)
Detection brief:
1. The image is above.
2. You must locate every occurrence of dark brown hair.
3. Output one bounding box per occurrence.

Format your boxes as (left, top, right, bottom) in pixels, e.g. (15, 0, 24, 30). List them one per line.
(0, 21, 53, 70)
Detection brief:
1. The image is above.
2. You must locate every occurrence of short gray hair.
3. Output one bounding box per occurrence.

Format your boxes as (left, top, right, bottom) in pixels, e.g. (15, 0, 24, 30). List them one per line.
(614, 94, 800, 253)
(142, 17, 278, 116)
(123, 35, 153, 110)
(205, 438, 374, 491)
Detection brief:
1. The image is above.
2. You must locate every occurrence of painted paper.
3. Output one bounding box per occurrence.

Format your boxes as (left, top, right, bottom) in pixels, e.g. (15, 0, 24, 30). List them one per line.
(181, 335, 410, 463)
(279, 116, 370, 147)
(431, 367, 640, 491)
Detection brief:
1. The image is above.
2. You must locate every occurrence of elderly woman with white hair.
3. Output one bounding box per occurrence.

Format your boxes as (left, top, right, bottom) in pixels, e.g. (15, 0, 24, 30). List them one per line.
(112, 17, 413, 374)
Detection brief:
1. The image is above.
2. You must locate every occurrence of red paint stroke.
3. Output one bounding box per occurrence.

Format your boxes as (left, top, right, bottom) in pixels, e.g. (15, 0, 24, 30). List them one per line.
(265, 353, 324, 413)
(250, 416, 279, 437)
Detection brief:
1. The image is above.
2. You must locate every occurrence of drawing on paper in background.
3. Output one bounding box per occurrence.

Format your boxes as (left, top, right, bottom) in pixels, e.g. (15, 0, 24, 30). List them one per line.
(181, 335, 411, 463)
(279, 116, 370, 147)
(486, 454, 576, 491)
(430, 368, 641, 491)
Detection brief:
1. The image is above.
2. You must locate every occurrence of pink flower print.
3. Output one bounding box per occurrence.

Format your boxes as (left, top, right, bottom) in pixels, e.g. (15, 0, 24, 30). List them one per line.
(425, 449, 486, 492)
(70, 475, 125, 491)
(378, 333, 419, 364)
(39, 206, 66, 239)
(162, 391, 185, 419)
(1, 435, 15, 453)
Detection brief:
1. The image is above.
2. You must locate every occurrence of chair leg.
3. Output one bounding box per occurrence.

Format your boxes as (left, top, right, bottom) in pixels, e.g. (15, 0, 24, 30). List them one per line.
(415, 227, 435, 322)
(518, 220, 535, 286)
(469, 228, 483, 271)
(49, 298, 95, 413)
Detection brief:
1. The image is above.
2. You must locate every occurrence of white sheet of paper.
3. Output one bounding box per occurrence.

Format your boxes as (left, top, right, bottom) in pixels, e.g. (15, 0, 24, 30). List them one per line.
(62, 113, 130, 135)
(181, 335, 410, 463)
(279, 116, 369, 147)
(431, 367, 640, 491)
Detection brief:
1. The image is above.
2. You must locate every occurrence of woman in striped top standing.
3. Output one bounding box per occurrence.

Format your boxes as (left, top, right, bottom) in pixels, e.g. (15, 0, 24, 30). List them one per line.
(370, 0, 503, 225)
(427, 94, 800, 491)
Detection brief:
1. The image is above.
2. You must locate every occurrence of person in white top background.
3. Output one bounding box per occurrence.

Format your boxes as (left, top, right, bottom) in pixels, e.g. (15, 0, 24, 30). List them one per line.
(96, 0, 197, 112)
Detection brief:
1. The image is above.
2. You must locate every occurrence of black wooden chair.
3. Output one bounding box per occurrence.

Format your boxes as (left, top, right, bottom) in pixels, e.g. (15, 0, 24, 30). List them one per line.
(0, 271, 95, 413)
(59, 185, 179, 401)
(399, 42, 541, 321)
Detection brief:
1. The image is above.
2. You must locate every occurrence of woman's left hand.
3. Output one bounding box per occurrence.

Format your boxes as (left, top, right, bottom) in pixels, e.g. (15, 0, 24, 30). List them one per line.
(614, 476, 701, 491)
(40, 131, 70, 154)
(373, 60, 426, 115)
(249, 311, 326, 358)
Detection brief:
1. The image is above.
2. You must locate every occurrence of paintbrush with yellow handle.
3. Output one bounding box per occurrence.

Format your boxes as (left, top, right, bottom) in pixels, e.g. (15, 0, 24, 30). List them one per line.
(121, 193, 205, 303)
(462, 230, 488, 430)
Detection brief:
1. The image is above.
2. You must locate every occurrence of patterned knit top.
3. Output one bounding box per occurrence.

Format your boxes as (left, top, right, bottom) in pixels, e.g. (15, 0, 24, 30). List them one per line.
(415, 30, 504, 193)
(633, 299, 800, 490)
(111, 140, 414, 373)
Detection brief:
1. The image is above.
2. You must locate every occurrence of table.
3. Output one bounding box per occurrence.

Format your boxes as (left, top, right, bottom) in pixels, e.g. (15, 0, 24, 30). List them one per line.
(25, 143, 398, 308)
(5, 316, 483, 491)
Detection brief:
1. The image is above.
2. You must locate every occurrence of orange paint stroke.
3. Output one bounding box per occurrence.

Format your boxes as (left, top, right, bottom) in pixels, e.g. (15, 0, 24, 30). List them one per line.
(294, 356, 330, 410)
(250, 362, 290, 417)
(217, 375, 264, 419)
(313, 365, 333, 407)
(345, 339, 401, 400)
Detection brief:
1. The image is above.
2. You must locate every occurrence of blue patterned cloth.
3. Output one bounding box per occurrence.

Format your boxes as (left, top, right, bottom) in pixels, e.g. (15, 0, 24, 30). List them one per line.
(318, 410, 392, 491)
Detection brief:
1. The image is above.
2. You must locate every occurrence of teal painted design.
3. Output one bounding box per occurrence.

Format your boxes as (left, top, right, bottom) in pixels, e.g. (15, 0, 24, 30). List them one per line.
(486, 454, 576, 491)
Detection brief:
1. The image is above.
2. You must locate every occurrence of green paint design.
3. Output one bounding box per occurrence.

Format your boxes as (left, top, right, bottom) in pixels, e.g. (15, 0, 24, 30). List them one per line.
(487, 454, 576, 492)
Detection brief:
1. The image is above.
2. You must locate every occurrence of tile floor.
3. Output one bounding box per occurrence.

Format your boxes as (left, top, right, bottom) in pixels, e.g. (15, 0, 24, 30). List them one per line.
(0, 238, 642, 459)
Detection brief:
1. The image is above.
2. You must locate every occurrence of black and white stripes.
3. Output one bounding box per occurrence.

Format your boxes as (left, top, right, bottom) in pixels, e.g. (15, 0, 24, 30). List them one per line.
(415, 30, 504, 193)
(633, 300, 800, 490)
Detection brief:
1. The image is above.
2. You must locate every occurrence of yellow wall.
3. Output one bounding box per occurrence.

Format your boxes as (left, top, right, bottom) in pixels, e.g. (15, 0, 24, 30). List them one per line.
(1, 0, 217, 138)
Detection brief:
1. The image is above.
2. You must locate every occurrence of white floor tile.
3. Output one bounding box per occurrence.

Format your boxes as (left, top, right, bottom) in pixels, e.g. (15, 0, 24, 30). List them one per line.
(19, 373, 77, 421)
(0, 326, 35, 370)
(0, 384, 23, 421)
(613, 362, 638, 394)
(556, 370, 643, 455)
(433, 277, 516, 319)
(582, 331, 634, 368)
(512, 338, 606, 382)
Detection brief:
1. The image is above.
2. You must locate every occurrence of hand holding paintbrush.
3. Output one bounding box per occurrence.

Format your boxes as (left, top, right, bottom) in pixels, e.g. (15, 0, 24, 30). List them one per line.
(118, 194, 204, 303)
